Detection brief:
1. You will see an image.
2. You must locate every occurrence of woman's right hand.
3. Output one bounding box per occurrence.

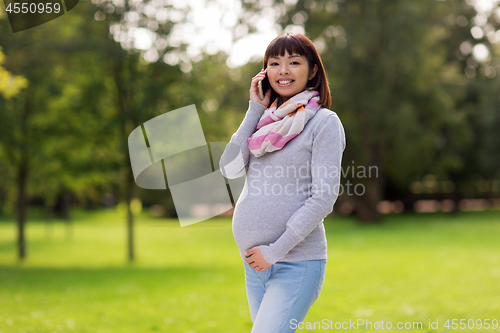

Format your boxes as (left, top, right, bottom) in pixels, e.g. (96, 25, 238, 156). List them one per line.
(249, 69, 272, 107)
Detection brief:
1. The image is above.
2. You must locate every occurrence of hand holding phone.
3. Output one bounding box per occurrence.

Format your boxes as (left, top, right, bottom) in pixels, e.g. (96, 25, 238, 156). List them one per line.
(258, 69, 271, 100)
(258, 79, 265, 100)
(251, 69, 272, 107)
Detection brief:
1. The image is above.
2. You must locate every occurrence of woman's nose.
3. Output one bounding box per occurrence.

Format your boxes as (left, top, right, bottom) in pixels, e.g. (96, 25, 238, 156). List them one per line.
(279, 65, 289, 75)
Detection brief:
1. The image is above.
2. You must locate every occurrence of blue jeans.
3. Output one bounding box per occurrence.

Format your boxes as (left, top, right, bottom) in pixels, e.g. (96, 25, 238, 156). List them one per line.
(243, 259, 327, 333)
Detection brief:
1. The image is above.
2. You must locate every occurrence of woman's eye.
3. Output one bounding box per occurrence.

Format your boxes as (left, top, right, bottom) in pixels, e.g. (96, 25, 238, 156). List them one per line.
(270, 62, 278, 66)
(291, 61, 299, 65)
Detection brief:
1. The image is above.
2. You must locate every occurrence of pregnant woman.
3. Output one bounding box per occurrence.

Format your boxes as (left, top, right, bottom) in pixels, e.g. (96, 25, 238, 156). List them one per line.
(219, 32, 346, 332)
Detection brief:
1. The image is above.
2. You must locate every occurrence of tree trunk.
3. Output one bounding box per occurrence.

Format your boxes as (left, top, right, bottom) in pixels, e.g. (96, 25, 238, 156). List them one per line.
(450, 178, 462, 215)
(112, 52, 137, 262)
(63, 189, 73, 240)
(126, 165, 135, 262)
(17, 156, 28, 260)
(353, 109, 385, 223)
(17, 87, 30, 260)
(354, 176, 383, 223)
(44, 196, 54, 239)
(0, 188, 6, 217)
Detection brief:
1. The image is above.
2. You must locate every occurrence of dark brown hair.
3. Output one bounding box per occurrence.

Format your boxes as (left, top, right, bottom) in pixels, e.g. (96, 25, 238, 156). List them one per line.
(262, 32, 331, 109)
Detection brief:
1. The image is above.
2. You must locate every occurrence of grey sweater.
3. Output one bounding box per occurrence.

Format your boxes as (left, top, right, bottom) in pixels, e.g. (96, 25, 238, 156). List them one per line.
(219, 100, 346, 264)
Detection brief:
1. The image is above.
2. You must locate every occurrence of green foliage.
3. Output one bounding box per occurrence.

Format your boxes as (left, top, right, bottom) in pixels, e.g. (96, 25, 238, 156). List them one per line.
(0, 48, 28, 99)
(290, 0, 473, 191)
(0, 0, 499, 221)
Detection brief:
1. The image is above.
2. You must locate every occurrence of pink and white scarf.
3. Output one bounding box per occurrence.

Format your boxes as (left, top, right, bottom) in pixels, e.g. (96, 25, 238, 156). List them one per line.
(247, 89, 321, 157)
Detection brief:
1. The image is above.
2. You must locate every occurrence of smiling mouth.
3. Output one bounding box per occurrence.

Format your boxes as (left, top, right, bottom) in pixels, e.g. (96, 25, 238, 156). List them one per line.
(277, 80, 294, 86)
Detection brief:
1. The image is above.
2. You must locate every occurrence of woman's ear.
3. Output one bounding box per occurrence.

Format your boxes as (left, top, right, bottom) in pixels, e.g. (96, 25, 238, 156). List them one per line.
(309, 64, 318, 80)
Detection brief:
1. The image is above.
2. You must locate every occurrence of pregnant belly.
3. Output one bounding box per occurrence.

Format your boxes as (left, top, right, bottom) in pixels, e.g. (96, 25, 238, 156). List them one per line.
(231, 193, 304, 253)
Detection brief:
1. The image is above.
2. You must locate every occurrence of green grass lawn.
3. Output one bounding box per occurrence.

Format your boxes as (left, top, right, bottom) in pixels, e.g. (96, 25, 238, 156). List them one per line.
(1, 208, 499, 333)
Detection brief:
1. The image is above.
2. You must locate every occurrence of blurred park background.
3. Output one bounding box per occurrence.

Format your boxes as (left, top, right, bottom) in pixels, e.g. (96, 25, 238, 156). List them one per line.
(1, 0, 500, 332)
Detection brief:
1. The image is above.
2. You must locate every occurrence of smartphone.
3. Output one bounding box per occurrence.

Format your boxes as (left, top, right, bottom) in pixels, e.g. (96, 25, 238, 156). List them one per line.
(258, 70, 271, 100)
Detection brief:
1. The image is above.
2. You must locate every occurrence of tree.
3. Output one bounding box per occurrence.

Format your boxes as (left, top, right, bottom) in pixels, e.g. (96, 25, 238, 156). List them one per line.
(279, 0, 473, 221)
(0, 2, 126, 259)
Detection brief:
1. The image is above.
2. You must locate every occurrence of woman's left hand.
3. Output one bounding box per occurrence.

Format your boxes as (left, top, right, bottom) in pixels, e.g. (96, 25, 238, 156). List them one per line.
(244, 246, 272, 272)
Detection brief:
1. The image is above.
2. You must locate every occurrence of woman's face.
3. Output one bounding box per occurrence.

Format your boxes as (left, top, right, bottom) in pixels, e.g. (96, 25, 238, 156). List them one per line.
(266, 50, 318, 104)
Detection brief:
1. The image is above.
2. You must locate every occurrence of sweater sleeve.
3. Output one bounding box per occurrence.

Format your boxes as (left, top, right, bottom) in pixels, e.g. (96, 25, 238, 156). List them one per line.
(219, 101, 267, 179)
(259, 114, 346, 264)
